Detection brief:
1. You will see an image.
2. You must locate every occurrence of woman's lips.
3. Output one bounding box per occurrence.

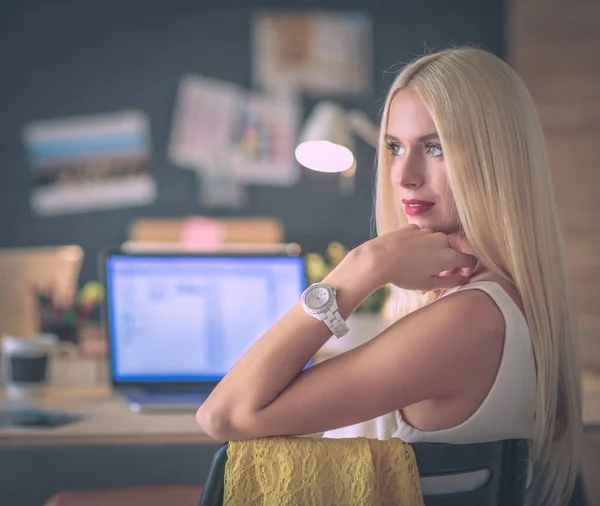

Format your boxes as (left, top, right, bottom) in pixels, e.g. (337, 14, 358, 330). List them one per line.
(402, 199, 435, 216)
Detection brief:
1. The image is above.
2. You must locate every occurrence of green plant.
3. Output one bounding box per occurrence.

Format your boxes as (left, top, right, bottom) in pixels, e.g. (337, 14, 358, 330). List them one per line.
(305, 242, 390, 314)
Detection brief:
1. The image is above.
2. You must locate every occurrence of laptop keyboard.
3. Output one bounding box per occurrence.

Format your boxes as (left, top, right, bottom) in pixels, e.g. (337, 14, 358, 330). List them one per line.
(133, 392, 210, 404)
(120, 385, 213, 405)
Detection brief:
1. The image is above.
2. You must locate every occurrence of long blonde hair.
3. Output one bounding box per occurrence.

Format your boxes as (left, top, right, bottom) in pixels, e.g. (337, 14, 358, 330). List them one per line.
(376, 47, 582, 505)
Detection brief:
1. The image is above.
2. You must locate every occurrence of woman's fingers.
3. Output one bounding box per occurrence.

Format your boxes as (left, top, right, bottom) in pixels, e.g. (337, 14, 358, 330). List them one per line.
(457, 265, 476, 279)
(382, 226, 478, 291)
(435, 248, 477, 274)
(448, 233, 474, 255)
(430, 273, 470, 289)
(447, 234, 477, 279)
(456, 250, 477, 270)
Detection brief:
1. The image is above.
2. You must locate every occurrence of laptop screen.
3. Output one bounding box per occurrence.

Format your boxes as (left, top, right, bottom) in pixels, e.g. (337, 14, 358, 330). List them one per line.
(105, 253, 306, 383)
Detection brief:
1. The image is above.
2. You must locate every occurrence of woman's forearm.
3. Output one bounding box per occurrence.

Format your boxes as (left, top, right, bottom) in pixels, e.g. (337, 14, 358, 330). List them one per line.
(196, 251, 379, 430)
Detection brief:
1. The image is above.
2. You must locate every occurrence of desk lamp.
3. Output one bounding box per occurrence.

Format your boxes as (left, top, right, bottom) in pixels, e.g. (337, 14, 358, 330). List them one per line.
(294, 101, 378, 194)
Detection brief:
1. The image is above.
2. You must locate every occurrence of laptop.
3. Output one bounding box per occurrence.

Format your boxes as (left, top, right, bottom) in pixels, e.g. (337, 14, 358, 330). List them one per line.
(101, 249, 306, 413)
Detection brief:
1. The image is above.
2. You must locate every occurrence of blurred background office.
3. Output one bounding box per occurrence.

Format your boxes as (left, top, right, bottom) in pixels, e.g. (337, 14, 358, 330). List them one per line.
(0, 1, 598, 505)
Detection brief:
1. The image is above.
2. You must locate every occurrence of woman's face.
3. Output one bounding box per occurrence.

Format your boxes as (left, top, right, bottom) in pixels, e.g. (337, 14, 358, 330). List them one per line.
(386, 89, 460, 235)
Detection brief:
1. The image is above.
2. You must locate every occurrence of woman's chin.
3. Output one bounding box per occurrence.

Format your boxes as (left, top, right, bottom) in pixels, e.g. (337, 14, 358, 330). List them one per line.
(407, 217, 459, 235)
(407, 216, 437, 229)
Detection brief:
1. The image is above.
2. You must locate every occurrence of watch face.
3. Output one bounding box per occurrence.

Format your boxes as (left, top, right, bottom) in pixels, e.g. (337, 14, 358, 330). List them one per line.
(304, 285, 331, 310)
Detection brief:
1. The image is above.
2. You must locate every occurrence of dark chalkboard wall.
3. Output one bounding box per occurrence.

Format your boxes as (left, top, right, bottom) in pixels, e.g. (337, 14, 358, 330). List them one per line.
(0, 0, 504, 285)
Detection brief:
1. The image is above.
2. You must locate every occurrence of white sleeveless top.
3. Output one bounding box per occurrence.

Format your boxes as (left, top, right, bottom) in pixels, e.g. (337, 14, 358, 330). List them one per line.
(322, 281, 536, 495)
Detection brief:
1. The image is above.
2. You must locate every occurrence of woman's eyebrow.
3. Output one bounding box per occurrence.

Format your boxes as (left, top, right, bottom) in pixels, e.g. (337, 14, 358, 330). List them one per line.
(418, 132, 440, 142)
(385, 132, 439, 142)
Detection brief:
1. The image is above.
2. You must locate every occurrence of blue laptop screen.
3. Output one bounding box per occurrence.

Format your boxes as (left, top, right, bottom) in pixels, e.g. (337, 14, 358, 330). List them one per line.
(106, 254, 306, 382)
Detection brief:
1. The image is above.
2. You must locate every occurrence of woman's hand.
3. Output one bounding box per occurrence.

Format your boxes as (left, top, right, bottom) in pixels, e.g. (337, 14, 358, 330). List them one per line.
(345, 225, 477, 292)
(418, 233, 477, 294)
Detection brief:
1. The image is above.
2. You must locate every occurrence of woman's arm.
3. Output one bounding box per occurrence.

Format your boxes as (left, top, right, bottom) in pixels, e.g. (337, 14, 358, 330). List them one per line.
(196, 227, 480, 440)
(195, 250, 376, 437)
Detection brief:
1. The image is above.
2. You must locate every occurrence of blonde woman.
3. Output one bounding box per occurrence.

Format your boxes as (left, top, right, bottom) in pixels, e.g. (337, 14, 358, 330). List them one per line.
(196, 47, 582, 505)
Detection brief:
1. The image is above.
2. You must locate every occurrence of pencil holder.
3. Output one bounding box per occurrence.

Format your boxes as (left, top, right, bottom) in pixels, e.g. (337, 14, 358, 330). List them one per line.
(40, 320, 79, 346)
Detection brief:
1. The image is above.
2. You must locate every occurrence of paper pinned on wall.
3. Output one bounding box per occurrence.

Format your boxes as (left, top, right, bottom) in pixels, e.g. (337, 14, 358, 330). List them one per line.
(169, 74, 302, 193)
(22, 110, 156, 216)
(169, 75, 243, 172)
(168, 74, 248, 207)
(228, 92, 301, 186)
(253, 11, 373, 97)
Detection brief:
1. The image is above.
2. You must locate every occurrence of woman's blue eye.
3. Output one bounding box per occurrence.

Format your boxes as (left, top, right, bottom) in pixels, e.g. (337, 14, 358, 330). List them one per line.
(425, 143, 443, 158)
(386, 142, 406, 157)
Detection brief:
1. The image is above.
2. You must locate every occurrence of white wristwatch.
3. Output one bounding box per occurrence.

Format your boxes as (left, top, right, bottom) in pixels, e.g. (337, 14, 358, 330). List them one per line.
(301, 283, 349, 338)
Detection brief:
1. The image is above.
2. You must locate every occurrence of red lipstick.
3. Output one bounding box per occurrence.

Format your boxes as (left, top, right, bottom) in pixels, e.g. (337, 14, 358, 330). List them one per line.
(402, 199, 435, 216)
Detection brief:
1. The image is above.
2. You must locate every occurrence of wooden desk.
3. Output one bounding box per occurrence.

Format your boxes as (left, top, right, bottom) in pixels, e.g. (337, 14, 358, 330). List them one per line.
(0, 387, 221, 506)
(0, 386, 213, 446)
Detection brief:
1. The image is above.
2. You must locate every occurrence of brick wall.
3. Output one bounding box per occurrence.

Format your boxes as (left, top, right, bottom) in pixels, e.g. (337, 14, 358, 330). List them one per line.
(509, 0, 600, 372)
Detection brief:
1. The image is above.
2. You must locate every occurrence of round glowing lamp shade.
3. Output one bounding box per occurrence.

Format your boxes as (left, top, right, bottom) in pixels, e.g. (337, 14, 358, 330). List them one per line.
(295, 141, 356, 173)
(295, 101, 356, 173)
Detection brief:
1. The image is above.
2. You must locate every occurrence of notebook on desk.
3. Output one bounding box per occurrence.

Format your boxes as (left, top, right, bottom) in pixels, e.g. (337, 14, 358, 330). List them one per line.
(101, 249, 306, 413)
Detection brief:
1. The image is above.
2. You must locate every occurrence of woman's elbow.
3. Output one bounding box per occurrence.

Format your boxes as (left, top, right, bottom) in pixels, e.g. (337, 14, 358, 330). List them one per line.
(196, 403, 258, 441)
(196, 404, 233, 442)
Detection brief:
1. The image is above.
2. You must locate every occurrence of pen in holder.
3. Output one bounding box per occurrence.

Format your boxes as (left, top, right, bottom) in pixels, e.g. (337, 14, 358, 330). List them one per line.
(35, 282, 104, 347)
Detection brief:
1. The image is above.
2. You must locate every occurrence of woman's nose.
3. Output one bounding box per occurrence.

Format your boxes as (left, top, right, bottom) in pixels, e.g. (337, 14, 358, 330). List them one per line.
(392, 158, 425, 189)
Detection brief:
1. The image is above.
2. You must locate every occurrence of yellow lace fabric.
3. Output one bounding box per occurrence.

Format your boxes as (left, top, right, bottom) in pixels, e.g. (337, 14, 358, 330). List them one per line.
(224, 437, 424, 506)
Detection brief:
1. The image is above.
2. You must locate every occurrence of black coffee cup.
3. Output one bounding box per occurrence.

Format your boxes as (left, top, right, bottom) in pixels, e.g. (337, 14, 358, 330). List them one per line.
(1, 334, 56, 400)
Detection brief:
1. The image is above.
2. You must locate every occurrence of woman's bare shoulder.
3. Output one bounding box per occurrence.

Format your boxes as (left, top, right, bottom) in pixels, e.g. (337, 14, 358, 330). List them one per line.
(465, 271, 525, 314)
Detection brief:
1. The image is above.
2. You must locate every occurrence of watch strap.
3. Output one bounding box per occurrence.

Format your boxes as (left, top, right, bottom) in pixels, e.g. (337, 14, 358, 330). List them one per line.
(323, 307, 349, 338)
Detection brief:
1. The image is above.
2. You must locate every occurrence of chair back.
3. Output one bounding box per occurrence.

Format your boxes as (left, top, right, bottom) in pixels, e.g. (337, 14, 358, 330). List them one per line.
(412, 439, 528, 506)
(198, 443, 229, 506)
(198, 439, 528, 506)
